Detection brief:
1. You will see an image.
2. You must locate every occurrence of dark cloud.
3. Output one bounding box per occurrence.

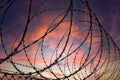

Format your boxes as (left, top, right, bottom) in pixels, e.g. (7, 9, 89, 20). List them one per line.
(90, 0, 120, 46)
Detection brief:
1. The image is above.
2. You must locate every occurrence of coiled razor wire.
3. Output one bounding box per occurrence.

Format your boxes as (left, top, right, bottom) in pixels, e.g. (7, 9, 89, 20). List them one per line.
(0, 0, 120, 80)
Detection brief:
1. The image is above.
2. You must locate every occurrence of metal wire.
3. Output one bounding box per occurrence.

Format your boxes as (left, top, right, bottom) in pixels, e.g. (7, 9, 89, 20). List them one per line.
(0, 0, 120, 80)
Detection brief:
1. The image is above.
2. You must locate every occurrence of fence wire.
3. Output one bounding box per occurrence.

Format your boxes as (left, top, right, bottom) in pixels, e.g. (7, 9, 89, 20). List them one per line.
(0, 0, 120, 80)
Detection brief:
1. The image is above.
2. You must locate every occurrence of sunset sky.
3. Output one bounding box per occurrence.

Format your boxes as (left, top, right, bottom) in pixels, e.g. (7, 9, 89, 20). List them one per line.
(0, 0, 120, 79)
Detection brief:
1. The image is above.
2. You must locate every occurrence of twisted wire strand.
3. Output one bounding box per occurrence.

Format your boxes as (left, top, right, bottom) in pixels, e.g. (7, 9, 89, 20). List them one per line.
(0, 0, 120, 80)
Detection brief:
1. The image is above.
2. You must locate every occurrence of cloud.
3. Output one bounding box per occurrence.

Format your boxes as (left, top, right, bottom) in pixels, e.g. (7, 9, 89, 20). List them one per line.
(0, 1, 119, 79)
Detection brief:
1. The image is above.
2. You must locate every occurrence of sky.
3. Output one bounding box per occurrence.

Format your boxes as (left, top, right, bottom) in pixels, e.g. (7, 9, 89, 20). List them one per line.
(90, 0, 120, 46)
(0, 0, 120, 80)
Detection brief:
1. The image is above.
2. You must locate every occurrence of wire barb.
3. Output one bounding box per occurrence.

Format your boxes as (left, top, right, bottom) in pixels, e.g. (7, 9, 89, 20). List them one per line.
(0, 0, 120, 80)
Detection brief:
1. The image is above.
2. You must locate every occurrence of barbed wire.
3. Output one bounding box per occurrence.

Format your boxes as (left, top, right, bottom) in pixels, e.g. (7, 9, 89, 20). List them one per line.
(0, 0, 120, 80)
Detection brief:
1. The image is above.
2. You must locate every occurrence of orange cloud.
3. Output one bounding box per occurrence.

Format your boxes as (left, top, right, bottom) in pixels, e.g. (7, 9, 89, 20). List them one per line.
(14, 55, 51, 65)
(26, 25, 47, 42)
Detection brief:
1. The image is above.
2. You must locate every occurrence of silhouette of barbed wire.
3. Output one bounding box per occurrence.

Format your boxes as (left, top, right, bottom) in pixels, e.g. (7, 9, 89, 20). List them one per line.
(0, 0, 120, 80)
